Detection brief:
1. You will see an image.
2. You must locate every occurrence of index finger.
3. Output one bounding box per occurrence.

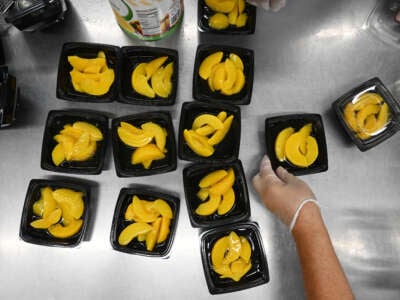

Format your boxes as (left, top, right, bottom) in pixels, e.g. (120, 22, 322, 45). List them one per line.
(257, 155, 283, 184)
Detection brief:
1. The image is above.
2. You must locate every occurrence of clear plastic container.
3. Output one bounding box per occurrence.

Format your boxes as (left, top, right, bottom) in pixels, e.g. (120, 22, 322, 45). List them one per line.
(365, 0, 400, 48)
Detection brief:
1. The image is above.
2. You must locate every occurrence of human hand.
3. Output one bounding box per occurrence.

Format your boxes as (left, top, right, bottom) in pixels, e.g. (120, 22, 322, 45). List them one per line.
(252, 155, 316, 226)
(247, 0, 287, 12)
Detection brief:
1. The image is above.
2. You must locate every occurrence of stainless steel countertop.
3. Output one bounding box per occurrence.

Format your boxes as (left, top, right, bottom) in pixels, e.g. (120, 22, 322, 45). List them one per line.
(1, 0, 400, 299)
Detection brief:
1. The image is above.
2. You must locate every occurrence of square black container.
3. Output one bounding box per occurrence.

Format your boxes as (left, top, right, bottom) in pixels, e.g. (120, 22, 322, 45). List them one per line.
(19, 179, 91, 247)
(111, 111, 177, 177)
(118, 46, 178, 106)
(110, 187, 180, 257)
(40, 110, 108, 175)
(178, 101, 241, 163)
(200, 222, 269, 294)
(265, 113, 328, 176)
(183, 160, 250, 228)
(332, 77, 400, 151)
(193, 44, 254, 105)
(56, 42, 120, 103)
(198, 0, 257, 35)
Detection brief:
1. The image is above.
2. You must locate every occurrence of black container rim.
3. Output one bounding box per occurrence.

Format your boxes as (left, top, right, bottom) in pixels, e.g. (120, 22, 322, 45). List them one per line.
(40, 109, 109, 175)
(200, 221, 270, 294)
(111, 111, 177, 177)
(178, 101, 241, 163)
(19, 178, 91, 248)
(182, 159, 250, 228)
(264, 113, 329, 176)
(110, 186, 180, 257)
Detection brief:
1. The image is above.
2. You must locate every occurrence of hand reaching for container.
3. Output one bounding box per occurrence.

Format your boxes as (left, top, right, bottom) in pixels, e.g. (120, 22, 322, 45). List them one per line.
(247, 0, 287, 11)
(252, 155, 354, 300)
(252, 155, 316, 227)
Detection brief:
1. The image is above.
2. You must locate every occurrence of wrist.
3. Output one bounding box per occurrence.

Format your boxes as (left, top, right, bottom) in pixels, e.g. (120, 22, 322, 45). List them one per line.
(291, 200, 323, 235)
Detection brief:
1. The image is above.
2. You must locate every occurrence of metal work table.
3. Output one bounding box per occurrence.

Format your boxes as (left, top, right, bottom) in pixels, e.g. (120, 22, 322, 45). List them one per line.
(1, 0, 399, 299)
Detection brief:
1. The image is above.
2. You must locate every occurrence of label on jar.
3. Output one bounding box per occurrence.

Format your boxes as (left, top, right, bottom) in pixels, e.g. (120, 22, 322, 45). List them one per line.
(109, 0, 183, 41)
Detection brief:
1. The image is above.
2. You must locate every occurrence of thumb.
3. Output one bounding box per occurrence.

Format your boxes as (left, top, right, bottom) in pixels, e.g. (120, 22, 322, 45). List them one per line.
(276, 166, 297, 184)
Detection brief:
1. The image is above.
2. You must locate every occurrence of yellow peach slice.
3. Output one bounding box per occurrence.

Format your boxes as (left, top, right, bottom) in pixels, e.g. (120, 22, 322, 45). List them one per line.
(212, 62, 227, 91)
(162, 62, 174, 96)
(30, 208, 62, 229)
(157, 216, 171, 243)
(72, 121, 103, 141)
(151, 66, 169, 98)
(228, 2, 238, 25)
(211, 236, 230, 266)
(118, 222, 153, 246)
(48, 218, 83, 238)
(205, 0, 236, 13)
(132, 62, 155, 98)
(208, 168, 235, 195)
(150, 199, 173, 219)
(145, 56, 168, 79)
(353, 92, 383, 111)
(60, 124, 83, 139)
(125, 203, 135, 221)
(222, 68, 245, 95)
(199, 169, 228, 188)
(42, 187, 58, 218)
(146, 217, 162, 251)
(275, 127, 295, 162)
(356, 104, 380, 131)
(223, 231, 242, 264)
(236, 13, 248, 27)
(208, 115, 234, 146)
(193, 114, 224, 131)
(32, 198, 44, 217)
(141, 122, 167, 152)
(131, 144, 166, 167)
(344, 103, 358, 132)
(131, 196, 159, 223)
(197, 188, 209, 201)
(52, 188, 84, 219)
(199, 51, 223, 80)
(239, 236, 251, 263)
(52, 143, 65, 166)
(195, 193, 221, 216)
(222, 58, 237, 91)
(120, 121, 143, 134)
(54, 134, 75, 161)
(209, 13, 229, 30)
(229, 53, 244, 71)
(284, 132, 308, 167)
(218, 188, 235, 215)
(228, 259, 252, 281)
(375, 102, 390, 131)
(117, 126, 153, 148)
(298, 123, 313, 155)
(213, 264, 232, 277)
(79, 68, 115, 96)
(183, 129, 215, 157)
(238, 0, 246, 14)
(305, 136, 319, 166)
(70, 132, 97, 161)
(364, 115, 378, 132)
(195, 111, 228, 136)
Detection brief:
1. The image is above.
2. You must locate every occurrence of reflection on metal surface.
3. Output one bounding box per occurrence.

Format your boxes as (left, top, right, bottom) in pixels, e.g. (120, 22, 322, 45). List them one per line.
(315, 26, 358, 39)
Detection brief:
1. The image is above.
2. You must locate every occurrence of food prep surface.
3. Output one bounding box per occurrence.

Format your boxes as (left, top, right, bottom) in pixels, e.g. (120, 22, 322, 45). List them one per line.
(1, 0, 400, 299)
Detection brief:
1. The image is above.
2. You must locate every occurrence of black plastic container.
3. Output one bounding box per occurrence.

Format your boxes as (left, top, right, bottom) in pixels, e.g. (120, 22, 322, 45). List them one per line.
(19, 179, 90, 247)
(193, 44, 254, 105)
(200, 222, 269, 294)
(0, 66, 18, 128)
(111, 111, 177, 177)
(56, 42, 120, 103)
(265, 113, 328, 176)
(178, 101, 241, 163)
(110, 187, 180, 257)
(332, 77, 400, 151)
(40, 110, 108, 175)
(198, 0, 257, 35)
(118, 46, 178, 106)
(183, 160, 250, 228)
